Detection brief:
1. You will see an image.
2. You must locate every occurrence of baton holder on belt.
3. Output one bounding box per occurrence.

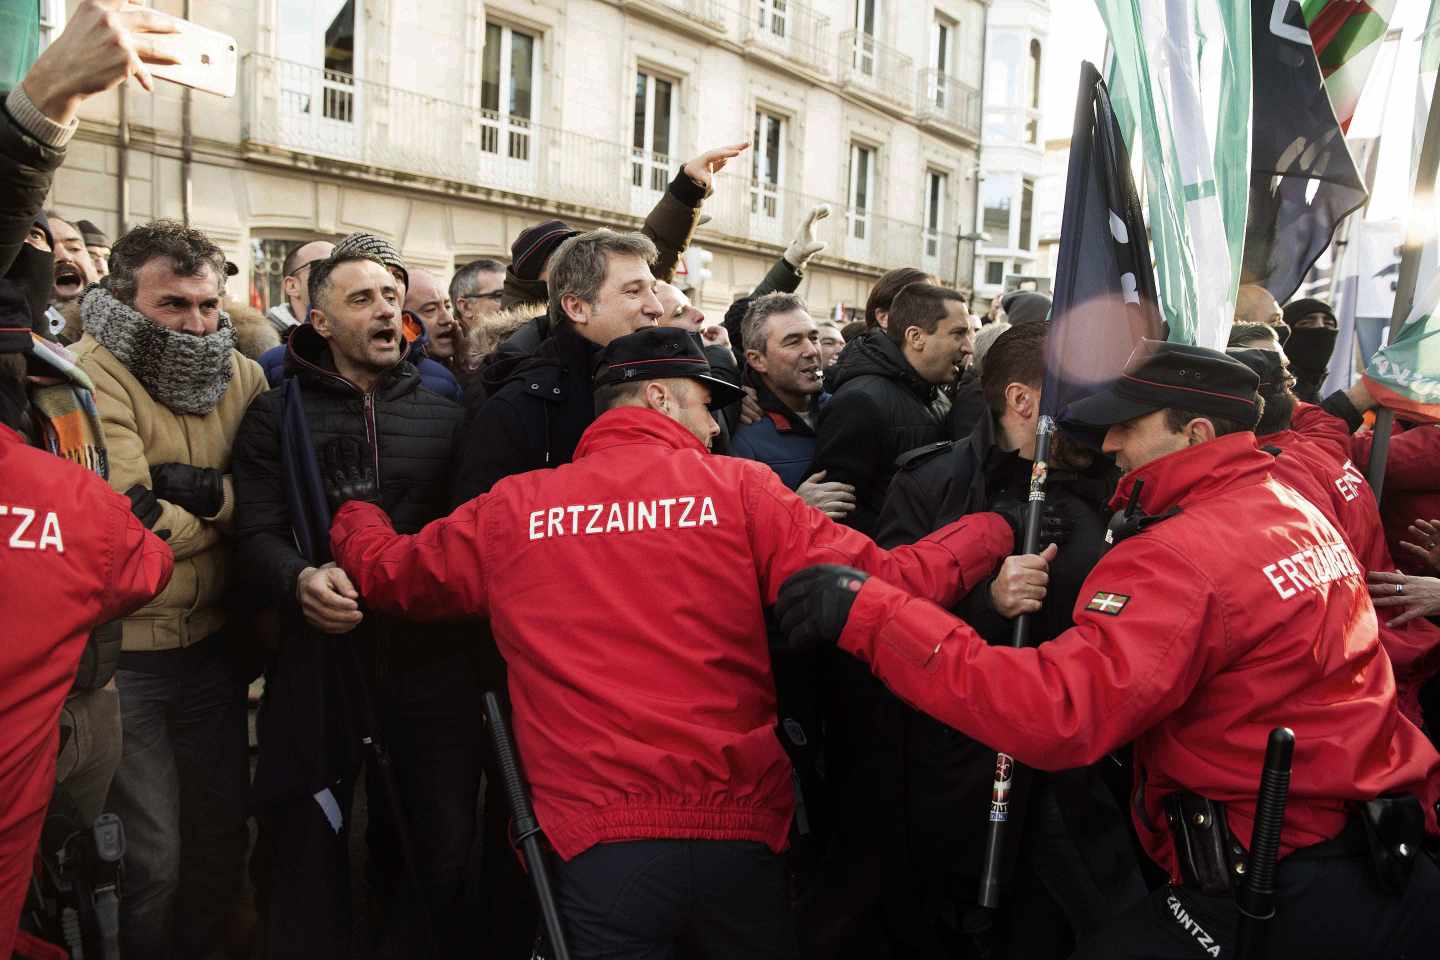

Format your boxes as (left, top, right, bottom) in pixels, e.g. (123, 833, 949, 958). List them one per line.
(484, 691, 573, 960)
(1233, 727, 1295, 960)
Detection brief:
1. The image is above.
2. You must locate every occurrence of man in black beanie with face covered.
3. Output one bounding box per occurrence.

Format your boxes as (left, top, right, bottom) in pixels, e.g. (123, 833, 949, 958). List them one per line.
(1281, 297, 1338, 402)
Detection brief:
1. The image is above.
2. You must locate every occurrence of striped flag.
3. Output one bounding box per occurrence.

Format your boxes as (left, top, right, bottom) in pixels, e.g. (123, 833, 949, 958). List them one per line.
(1302, 0, 1399, 131)
(1094, 0, 1251, 350)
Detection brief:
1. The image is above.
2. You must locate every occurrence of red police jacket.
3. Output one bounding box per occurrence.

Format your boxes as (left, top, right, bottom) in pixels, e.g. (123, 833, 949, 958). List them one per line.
(834, 433, 1440, 880)
(0, 424, 173, 957)
(1262, 416, 1440, 726)
(331, 407, 1012, 859)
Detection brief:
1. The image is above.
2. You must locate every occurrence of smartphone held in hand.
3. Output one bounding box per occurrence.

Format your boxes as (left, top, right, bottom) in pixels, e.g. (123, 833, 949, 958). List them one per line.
(145, 11, 238, 98)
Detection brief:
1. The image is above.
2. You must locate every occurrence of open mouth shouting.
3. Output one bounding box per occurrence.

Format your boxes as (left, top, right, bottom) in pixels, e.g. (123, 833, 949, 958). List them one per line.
(370, 325, 400, 354)
(53, 260, 84, 300)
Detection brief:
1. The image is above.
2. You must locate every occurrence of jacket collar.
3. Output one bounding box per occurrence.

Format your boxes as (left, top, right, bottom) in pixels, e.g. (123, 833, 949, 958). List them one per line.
(574, 406, 709, 459)
(283, 323, 417, 397)
(745, 367, 825, 436)
(1110, 432, 1271, 514)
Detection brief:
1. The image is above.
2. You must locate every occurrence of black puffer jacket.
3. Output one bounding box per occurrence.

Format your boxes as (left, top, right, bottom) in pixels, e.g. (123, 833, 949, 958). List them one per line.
(233, 324, 465, 609)
(809, 329, 950, 536)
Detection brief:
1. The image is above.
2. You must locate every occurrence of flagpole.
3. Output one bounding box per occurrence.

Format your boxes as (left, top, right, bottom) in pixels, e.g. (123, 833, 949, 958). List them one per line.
(977, 414, 1054, 909)
(1366, 64, 1440, 498)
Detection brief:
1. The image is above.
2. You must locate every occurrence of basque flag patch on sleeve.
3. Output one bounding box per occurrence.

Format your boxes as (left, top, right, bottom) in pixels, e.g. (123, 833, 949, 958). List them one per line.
(1086, 592, 1130, 616)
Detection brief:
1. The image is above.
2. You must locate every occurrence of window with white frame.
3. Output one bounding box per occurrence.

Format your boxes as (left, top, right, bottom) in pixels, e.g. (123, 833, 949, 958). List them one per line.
(931, 14, 954, 109)
(847, 143, 875, 240)
(924, 170, 947, 258)
(632, 71, 676, 193)
(853, 0, 879, 76)
(752, 110, 785, 221)
(1027, 39, 1042, 143)
(986, 259, 1005, 286)
(481, 22, 539, 160)
(758, 0, 788, 39)
(1019, 177, 1035, 250)
(321, 0, 356, 122)
(980, 175, 1014, 247)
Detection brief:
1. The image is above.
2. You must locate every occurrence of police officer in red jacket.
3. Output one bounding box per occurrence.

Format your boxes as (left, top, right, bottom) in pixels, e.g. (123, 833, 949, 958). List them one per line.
(776, 341, 1440, 959)
(0, 317, 173, 958)
(325, 326, 1021, 959)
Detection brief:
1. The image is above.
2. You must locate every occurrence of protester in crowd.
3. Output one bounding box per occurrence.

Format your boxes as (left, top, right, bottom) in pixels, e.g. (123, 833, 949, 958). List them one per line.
(228, 296, 282, 360)
(67, 221, 267, 958)
(404, 268, 464, 370)
(0, 318, 173, 960)
(233, 251, 476, 957)
(1281, 296, 1339, 401)
(1000, 289, 1051, 326)
(265, 238, 334, 338)
(823, 322, 1138, 958)
(776, 340, 1440, 958)
(815, 316, 844, 369)
(453, 229, 666, 503)
(450, 256, 505, 330)
(730, 293, 856, 517)
(75, 219, 111, 279)
(325, 324, 1027, 960)
(1234, 282, 1287, 333)
(985, 294, 1007, 325)
(46, 212, 98, 308)
(861, 266, 930, 332)
(256, 232, 462, 402)
(839, 318, 866, 342)
(810, 282, 971, 536)
(971, 318, 1011, 377)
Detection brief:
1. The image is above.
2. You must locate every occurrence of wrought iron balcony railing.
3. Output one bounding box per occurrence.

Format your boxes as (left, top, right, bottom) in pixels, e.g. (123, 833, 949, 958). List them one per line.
(916, 69, 982, 140)
(740, 0, 835, 78)
(837, 30, 915, 111)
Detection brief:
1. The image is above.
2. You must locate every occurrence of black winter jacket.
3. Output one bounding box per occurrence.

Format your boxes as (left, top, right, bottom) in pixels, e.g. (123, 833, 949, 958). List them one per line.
(452, 323, 739, 504)
(809, 329, 950, 536)
(233, 325, 465, 607)
(0, 91, 63, 277)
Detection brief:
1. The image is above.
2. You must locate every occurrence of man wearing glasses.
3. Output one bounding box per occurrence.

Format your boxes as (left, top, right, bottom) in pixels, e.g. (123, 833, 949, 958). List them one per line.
(265, 239, 334, 338)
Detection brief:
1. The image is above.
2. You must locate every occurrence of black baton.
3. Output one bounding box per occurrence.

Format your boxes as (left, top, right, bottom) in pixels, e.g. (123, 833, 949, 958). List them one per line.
(484, 691, 572, 960)
(1234, 726, 1295, 960)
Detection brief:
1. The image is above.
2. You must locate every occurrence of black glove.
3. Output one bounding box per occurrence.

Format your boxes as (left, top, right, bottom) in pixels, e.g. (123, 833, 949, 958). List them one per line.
(124, 484, 170, 541)
(991, 498, 1073, 553)
(774, 565, 869, 654)
(150, 462, 225, 518)
(322, 436, 379, 513)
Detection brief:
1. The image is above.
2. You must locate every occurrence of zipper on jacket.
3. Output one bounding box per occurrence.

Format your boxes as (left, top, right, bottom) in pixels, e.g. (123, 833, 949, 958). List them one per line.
(364, 391, 381, 483)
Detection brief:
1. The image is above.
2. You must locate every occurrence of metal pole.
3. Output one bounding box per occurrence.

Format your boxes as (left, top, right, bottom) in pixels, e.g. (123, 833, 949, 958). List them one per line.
(977, 414, 1054, 908)
(1367, 65, 1440, 499)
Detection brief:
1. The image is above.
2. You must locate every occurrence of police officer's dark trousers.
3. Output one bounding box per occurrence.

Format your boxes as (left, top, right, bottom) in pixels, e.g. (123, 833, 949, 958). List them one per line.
(553, 838, 799, 960)
(1069, 829, 1440, 959)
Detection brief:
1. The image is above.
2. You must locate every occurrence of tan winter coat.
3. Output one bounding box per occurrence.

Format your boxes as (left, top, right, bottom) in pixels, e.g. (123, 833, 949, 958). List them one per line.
(70, 336, 268, 651)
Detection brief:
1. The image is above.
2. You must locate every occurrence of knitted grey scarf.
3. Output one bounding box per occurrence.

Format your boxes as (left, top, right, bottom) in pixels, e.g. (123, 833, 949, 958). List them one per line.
(81, 285, 235, 415)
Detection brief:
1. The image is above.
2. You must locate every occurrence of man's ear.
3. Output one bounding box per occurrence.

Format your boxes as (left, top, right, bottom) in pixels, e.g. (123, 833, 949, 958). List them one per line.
(309, 306, 330, 336)
(903, 324, 925, 352)
(643, 380, 670, 413)
(745, 348, 768, 375)
(1005, 382, 1037, 418)
(561, 293, 589, 326)
(1186, 418, 1218, 446)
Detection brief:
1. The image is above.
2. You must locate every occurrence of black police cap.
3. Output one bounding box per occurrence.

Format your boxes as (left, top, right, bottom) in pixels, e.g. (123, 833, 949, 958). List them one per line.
(592, 326, 743, 409)
(1062, 339, 1261, 430)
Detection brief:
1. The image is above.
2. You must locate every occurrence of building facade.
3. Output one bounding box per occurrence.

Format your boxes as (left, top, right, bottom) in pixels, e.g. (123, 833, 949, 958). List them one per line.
(43, 0, 988, 319)
(971, 0, 1046, 304)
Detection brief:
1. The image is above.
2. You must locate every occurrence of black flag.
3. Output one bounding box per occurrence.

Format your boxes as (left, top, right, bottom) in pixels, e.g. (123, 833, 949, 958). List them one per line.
(1241, 0, 1367, 305)
(1043, 61, 1163, 421)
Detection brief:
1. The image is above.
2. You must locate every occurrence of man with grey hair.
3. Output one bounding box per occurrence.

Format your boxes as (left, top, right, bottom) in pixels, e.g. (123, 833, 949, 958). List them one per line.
(453, 228, 663, 503)
(69, 219, 269, 957)
(449, 257, 505, 328)
(731, 293, 854, 521)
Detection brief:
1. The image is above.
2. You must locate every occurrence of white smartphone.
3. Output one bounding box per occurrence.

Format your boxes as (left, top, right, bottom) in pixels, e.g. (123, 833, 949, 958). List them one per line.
(145, 12, 239, 98)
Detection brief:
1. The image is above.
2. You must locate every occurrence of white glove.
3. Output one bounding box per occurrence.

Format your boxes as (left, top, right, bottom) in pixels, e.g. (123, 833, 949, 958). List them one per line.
(784, 205, 831, 270)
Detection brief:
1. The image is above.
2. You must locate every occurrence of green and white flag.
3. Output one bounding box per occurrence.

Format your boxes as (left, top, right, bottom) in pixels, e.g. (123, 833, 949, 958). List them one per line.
(1093, 0, 1251, 350)
(1364, 270, 1440, 423)
(1303, 0, 1399, 131)
(0, 1, 41, 91)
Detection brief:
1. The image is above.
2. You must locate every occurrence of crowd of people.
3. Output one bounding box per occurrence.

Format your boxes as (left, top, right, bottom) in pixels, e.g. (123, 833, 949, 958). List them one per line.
(5, 5, 1440, 960)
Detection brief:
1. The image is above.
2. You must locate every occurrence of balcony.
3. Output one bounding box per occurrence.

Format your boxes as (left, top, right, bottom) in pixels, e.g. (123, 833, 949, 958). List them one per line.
(740, 0, 835, 79)
(241, 55, 947, 278)
(621, 0, 728, 33)
(916, 69, 982, 142)
(837, 30, 914, 112)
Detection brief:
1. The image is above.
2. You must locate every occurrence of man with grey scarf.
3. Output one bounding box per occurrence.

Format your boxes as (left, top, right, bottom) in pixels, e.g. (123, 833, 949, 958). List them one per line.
(69, 220, 268, 959)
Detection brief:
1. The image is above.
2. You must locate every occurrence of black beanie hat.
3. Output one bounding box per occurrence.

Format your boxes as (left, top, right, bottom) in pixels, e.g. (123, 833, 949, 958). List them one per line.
(511, 219, 578, 282)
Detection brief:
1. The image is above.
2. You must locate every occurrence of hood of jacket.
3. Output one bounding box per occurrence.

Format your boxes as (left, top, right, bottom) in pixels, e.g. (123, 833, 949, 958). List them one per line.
(282, 322, 420, 400)
(481, 321, 598, 397)
(826, 327, 937, 402)
(1111, 432, 1271, 517)
(574, 405, 709, 460)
